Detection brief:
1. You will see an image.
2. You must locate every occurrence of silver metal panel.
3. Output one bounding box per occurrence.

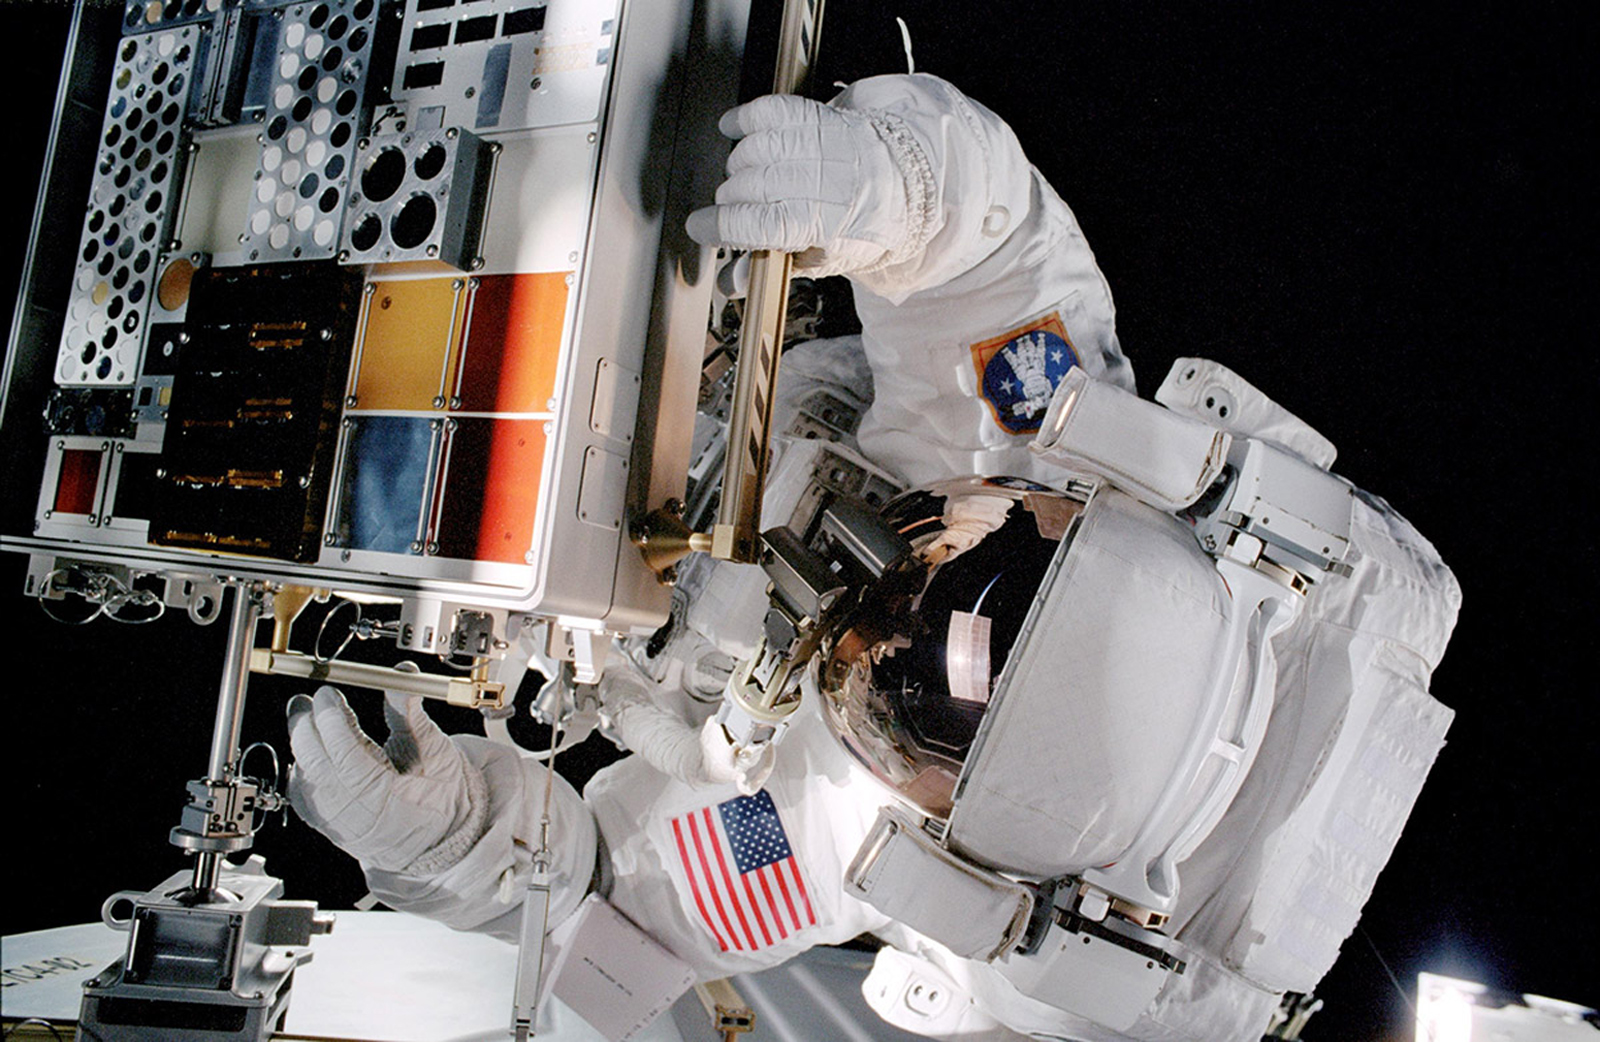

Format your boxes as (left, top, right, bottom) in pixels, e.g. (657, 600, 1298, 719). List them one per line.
(238, 0, 381, 263)
(57, 26, 200, 388)
(392, 0, 618, 133)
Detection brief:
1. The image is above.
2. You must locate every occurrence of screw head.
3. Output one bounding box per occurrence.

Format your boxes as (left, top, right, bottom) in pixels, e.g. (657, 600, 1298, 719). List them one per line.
(324, 534, 337, 546)
(345, 394, 358, 407)
(409, 540, 423, 554)
(431, 396, 445, 409)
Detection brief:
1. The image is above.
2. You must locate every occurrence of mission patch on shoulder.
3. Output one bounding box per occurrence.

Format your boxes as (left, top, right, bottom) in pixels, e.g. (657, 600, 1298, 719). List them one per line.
(969, 312, 1080, 435)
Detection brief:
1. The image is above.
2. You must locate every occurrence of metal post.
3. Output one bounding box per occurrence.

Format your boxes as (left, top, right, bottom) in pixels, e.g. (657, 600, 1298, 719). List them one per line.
(708, 0, 825, 563)
(193, 581, 263, 893)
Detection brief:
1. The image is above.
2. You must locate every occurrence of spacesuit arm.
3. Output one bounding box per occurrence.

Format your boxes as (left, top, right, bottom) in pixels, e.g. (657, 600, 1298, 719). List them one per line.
(358, 736, 599, 943)
(688, 74, 1132, 396)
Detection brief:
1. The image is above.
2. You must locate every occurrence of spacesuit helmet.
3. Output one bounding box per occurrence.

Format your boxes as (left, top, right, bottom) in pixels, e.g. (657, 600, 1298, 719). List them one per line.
(815, 476, 1090, 821)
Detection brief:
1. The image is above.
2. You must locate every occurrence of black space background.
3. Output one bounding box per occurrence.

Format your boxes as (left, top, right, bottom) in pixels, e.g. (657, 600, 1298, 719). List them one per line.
(1, 2, 1595, 1039)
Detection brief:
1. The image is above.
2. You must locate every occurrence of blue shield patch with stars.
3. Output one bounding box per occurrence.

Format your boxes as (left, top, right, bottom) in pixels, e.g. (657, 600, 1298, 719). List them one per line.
(969, 313, 1080, 435)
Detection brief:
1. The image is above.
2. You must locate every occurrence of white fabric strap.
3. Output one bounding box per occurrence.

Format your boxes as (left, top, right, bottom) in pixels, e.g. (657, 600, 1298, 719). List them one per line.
(845, 807, 1033, 962)
(1033, 368, 1231, 512)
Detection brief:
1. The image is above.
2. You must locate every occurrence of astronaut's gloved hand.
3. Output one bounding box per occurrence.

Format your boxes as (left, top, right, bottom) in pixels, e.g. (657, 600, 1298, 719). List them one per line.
(685, 93, 931, 278)
(287, 675, 489, 876)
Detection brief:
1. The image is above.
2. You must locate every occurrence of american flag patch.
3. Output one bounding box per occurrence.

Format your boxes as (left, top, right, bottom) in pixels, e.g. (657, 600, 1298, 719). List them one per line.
(668, 790, 817, 953)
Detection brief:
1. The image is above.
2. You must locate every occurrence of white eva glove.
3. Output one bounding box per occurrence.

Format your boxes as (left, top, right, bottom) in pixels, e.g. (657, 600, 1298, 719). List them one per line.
(685, 94, 930, 277)
(287, 672, 489, 876)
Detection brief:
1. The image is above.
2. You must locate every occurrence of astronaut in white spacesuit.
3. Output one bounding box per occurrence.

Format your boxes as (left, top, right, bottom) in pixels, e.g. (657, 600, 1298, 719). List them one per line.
(287, 75, 1460, 1040)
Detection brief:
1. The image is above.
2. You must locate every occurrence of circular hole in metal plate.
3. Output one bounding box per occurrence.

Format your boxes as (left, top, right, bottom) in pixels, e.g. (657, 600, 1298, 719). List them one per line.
(353, 0, 372, 19)
(146, 89, 164, 114)
(413, 142, 448, 181)
(325, 152, 345, 179)
(267, 114, 288, 140)
(125, 106, 143, 131)
(151, 61, 169, 85)
(360, 146, 405, 203)
(292, 95, 314, 123)
(299, 172, 321, 199)
(349, 212, 381, 252)
(98, 254, 116, 277)
(80, 340, 97, 364)
(107, 295, 125, 320)
(152, 159, 169, 182)
(99, 155, 115, 176)
(118, 238, 136, 261)
(327, 13, 348, 39)
(347, 26, 368, 52)
(162, 101, 180, 125)
(390, 192, 437, 251)
(109, 196, 126, 218)
(330, 121, 352, 148)
(97, 356, 113, 380)
(133, 249, 152, 273)
(129, 281, 146, 304)
(144, 190, 163, 214)
(88, 210, 106, 233)
(104, 223, 121, 246)
(119, 137, 137, 160)
(157, 130, 174, 153)
(123, 311, 140, 333)
(320, 46, 343, 72)
(104, 123, 122, 147)
(140, 221, 157, 242)
(83, 238, 100, 262)
(114, 165, 132, 189)
(116, 67, 132, 90)
(318, 186, 340, 213)
(169, 73, 185, 96)
(308, 3, 329, 29)
(157, 257, 195, 310)
(298, 64, 318, 91)
(140, 119, 159, 143)
(112, 265, 131, 289)
(335, 89, 357, 117)
(134, 148, 152, 172)
(102, 325, 118, 348)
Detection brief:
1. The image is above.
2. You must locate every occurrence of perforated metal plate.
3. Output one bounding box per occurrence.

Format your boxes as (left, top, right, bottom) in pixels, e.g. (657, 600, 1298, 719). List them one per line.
(340, 126, 492, 268)
(239, 0, 380, 263)
(57, 27, 201, 388)
(122, 0, 224, 33)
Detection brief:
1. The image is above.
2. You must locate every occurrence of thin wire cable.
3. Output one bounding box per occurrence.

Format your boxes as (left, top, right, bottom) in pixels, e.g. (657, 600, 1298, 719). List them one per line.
(1360, 924, 1432, 1041)
(36, 568, 163, 625)
(2, 1018, 68, 1041)
(313, 599, 360, 663)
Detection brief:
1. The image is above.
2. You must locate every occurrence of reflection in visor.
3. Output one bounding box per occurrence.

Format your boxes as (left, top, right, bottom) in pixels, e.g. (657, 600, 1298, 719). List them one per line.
(818, 478, 1087, 820)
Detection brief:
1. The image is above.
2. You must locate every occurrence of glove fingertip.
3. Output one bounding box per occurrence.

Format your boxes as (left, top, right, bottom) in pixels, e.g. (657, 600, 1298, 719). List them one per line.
(286, 693, 314, 722)
(685, 206, 722, 246)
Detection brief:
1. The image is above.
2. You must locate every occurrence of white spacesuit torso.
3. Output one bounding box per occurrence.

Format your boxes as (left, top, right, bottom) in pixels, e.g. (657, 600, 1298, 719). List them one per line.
(289, 73, 1460, 1041)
